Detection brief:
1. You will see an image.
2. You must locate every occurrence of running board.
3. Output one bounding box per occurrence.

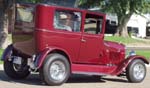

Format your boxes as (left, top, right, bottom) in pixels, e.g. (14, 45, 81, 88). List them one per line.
(71, 64, 117, 76)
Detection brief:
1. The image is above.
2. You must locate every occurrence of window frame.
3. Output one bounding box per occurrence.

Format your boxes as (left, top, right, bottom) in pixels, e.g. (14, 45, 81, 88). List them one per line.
(53, 9, 82, 33)
(83, 13, 104, 35)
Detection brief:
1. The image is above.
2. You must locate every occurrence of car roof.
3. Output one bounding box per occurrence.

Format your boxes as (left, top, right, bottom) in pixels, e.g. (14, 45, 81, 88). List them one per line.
(38, 3, 106, 16)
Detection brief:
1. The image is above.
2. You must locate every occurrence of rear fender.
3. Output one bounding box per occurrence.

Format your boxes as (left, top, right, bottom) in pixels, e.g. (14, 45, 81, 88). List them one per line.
(35, 47, 71, 69)
(1, 44, 13, 61)
(112, 55, 149, 75)
(34, 48, 53, 68)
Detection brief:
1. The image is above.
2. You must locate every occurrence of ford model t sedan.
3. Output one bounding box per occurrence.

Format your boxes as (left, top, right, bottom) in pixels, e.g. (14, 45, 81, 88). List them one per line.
(1, 0, 149, 86)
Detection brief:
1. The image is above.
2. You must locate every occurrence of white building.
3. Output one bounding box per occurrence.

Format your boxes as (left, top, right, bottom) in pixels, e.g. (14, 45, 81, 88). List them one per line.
(106, 14, 149, 38)
(127, 14, 148, 38)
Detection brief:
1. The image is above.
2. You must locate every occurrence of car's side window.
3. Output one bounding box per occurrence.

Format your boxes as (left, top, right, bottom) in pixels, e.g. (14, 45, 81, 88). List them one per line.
(84, 14, 103, 34)
(54, 10, 81, 32)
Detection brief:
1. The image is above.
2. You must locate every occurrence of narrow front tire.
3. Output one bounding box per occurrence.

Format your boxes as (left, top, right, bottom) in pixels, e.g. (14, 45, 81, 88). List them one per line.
(126, 59, 146, 83)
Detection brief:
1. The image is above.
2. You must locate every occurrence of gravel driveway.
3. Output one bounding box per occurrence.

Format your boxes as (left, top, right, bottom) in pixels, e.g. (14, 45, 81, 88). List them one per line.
(0, 65, 150, 88)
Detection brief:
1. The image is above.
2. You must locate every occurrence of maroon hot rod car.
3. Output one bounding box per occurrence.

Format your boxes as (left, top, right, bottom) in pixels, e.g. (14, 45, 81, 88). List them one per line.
(1, 0, 149, 86)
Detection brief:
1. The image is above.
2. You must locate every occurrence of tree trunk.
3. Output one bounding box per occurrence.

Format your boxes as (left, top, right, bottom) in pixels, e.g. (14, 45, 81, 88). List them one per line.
(0, 0, 14, 49)
(115, 13, 133, 37)
(115, 24, 129, 37)
(0, 0, 8, 48)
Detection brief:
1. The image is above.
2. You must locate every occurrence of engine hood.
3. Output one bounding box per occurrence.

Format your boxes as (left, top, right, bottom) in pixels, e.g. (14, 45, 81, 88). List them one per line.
(104, 41, 125, 52)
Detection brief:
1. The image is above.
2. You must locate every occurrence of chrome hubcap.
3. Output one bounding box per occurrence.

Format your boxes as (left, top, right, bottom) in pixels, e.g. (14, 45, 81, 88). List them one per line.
(133, 64, 145, 80)
(50, 61, 66, 81)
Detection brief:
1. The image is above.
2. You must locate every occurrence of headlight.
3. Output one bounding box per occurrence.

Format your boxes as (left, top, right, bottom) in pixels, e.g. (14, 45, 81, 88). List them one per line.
(129, 50, 136, 56)
(126, 50, 136, 57)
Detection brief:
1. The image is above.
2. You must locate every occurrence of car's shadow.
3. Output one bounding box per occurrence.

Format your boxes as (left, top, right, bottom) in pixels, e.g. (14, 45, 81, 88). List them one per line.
(0, 70, 128, 86)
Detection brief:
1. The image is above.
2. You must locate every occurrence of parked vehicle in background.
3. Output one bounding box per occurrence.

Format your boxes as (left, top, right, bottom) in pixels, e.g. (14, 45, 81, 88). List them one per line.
(1, 0, 149, 86)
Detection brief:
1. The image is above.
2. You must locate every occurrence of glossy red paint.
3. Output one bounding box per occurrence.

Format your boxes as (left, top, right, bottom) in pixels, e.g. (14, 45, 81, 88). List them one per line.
(36, 46, 72, 69)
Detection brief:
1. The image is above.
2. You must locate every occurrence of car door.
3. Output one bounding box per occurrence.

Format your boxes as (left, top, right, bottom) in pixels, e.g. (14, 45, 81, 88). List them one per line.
(78, 12, 105, 64)
(51, 9, 82, 63)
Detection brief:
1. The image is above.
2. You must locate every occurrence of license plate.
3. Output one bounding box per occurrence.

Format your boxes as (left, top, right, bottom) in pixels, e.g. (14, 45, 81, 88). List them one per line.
(13, 56, 22, 65)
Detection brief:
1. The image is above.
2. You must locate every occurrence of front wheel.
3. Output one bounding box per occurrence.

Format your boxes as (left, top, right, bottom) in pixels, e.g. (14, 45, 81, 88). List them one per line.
(126, 59, 146, 83)
(40, 53, 70, 86)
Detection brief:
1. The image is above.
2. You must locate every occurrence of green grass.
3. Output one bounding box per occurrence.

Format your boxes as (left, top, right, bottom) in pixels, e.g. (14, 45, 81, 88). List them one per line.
(136, 51, 150, 59)
(0, 49, 3, 64)
(104, 36, 150, 45)
(126, 50, 150, 60)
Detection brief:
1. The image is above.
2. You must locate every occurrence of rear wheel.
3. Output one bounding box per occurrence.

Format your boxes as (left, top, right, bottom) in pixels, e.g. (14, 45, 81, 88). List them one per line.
(40, 53, 70, 86)
(4, 57, 30, 79)
(126, 59, 146, 83)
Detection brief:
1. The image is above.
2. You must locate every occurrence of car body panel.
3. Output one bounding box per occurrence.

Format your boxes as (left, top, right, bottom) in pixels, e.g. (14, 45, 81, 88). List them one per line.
(1, 3, 149, 77)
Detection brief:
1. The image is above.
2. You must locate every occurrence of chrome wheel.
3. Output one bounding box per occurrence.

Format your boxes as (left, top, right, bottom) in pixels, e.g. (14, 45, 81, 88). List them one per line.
(40, 53, 70, 86)
(126, 59, 146, 83)
(50, 61, 66, 81)
(133, 64, 145, 80)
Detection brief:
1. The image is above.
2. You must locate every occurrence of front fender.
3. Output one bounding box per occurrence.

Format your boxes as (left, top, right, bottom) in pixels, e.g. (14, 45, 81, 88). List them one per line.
(1, 44, 13, 61)
(125, 55, 149, 65)
(112, 55, 149, 75)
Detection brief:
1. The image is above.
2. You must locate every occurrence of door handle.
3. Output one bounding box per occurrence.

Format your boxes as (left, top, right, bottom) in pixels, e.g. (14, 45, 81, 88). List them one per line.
(81, 38, 86, 42)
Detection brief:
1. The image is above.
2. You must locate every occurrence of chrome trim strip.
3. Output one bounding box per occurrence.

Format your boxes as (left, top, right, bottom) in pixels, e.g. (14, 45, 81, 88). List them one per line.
(72, 71, 107, 76)
(35, 29, 51, 32)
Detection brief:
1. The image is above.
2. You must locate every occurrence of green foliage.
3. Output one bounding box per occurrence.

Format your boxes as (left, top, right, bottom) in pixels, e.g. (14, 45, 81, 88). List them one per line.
(79, 0, 102, 8)
(16, 0, 42, 3)
(79, 0, 150, 14)
(79, 0, 150, 21)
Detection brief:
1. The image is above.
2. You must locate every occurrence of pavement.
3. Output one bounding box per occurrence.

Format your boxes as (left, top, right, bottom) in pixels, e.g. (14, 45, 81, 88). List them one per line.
(0, 64, 150, 88)
(0, 65, 2, 70)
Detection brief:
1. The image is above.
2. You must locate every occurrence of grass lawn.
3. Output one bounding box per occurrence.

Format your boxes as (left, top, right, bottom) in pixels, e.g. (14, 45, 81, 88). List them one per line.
(136, 51, 150, 59)
(104, 36, 150, 45)
(0, 49, 3, 64)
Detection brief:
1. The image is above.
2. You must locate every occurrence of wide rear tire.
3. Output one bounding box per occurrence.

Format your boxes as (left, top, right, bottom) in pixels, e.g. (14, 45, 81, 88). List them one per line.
(40, 53, 70, 86)
(4, 60, 30, 79)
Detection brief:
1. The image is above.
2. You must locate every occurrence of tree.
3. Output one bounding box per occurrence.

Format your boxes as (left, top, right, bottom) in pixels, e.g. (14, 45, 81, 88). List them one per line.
(79, 0, 150, 37)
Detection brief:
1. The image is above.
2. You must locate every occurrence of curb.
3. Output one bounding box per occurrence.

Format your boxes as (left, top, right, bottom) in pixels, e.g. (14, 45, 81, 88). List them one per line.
(146, 64, 150, 67)
(0, 65, 3, 70)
